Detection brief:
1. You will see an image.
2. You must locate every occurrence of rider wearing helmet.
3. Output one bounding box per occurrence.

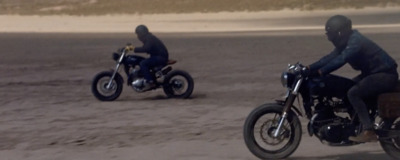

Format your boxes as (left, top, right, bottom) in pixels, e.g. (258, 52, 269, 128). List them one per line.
(126, 25, 169, 89)
(306, 15, 398, 142)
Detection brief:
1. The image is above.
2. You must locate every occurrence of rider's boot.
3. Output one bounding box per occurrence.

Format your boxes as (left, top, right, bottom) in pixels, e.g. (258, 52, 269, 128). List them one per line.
(348, 130, 378, 142)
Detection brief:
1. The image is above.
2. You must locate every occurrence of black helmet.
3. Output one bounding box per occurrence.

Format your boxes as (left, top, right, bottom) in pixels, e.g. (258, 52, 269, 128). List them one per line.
(135, 25, 149, 36)
(325, 15, 352, 41)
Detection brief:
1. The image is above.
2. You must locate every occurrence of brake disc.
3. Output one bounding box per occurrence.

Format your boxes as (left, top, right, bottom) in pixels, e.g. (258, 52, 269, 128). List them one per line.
(260, 119, 290, 145)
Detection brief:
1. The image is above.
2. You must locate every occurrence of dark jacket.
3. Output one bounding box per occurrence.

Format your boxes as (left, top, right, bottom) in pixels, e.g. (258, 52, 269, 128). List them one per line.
(309, 30, 397, 75)
(134, 33, 169, 61)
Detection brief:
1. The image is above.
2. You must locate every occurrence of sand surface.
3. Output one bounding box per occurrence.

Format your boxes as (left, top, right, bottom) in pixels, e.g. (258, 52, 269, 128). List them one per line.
(1, 7, 400, 160)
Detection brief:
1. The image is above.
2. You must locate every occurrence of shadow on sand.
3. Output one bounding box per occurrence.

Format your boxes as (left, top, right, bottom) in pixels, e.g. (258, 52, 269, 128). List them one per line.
(141, 93, 207, 101)
(288, 151, 393, 160)
(113, 93, 207, 101)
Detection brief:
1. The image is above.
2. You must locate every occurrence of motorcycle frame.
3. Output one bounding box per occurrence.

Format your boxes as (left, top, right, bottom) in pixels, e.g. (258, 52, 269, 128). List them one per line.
(275, 71, 400, 140)
(106, 49, 174, 91)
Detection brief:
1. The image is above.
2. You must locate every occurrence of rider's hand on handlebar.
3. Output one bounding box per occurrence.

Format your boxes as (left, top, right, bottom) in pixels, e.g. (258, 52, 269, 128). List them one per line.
(301, 66, 322, 77)
(125, 44, 134, 51)
(301, 66, 311, 77)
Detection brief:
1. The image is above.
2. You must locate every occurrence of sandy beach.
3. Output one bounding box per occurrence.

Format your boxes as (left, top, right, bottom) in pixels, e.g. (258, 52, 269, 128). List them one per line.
(1, 6, 400, 160)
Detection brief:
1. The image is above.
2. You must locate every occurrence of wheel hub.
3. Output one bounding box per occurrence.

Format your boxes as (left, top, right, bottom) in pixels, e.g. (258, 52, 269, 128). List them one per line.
(172, 79, 184, 89)
(100, 80, 116, 93)
(260, 120, 289, 145)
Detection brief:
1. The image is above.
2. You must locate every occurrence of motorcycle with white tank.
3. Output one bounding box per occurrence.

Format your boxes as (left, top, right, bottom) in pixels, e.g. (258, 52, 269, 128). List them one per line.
(243, 62, 400, 159)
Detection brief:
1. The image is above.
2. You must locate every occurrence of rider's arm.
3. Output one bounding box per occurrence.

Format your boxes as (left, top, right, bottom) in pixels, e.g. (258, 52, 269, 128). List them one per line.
(308, 49, 339, 71)
(134, 37, 153, 53)
(318, 33, 362, 75)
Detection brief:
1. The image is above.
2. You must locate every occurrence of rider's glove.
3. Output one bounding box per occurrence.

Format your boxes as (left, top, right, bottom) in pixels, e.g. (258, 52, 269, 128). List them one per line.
(302, 66, 322, 77)
(301, 67, 311, 77)
(125, 44, 134, 51)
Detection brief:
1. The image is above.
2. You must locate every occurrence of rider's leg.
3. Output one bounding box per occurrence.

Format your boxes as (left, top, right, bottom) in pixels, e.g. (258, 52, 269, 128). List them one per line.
(139, 59, 153, 83)
(140, 57, 167, 86)
(347, 72, 398, 142)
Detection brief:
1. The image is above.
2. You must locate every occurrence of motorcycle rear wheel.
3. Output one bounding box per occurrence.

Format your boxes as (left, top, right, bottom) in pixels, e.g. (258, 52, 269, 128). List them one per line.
(163, 70, 194, 99)
(243, 104, 302, 159)
(380, 117, 400, 159)
(91, 71, 123, 101)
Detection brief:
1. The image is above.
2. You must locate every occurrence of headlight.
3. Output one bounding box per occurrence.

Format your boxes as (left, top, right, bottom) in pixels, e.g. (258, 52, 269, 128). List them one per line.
(281, 72, 294, 88)
(281, 72, 288, 87)
(112, 53, 120, 61)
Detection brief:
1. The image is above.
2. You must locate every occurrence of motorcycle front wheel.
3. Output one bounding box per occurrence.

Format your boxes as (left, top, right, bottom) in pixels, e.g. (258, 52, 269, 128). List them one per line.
(243, 104, 302, 159)
(163, 70, 194, 99)
(380, 117, 400, 159)
(91, 71, 123, 101)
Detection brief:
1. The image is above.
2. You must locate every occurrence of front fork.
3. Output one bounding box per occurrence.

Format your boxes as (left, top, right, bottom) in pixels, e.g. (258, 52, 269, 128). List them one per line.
(106, 63, 122, 89)
(273, 78, 303, 137)
(106, 50, 126, 89)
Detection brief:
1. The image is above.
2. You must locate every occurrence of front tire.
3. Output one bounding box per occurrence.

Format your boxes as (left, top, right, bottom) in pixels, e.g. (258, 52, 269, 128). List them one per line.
(163, 70, 194, 98)
(380, 117, 400, 159)
(91, 71, 123, 101)
(243, 104, 302, 159)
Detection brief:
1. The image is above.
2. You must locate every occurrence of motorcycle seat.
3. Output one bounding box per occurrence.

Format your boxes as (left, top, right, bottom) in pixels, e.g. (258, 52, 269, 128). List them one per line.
(152, 60, 176, 72)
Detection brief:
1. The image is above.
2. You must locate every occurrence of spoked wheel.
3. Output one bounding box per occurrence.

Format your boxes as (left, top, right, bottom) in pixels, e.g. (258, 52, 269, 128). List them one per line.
(243, 104, 302, 159)
(163, 70, 194, 98)
(91, 71, 123, 101)
(380, 117, 400, 159)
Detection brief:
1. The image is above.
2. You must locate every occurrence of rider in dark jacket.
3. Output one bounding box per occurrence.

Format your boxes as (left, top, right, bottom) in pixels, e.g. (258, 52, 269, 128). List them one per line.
(307, 15, 398, 142)
(127, 25, 169, 89)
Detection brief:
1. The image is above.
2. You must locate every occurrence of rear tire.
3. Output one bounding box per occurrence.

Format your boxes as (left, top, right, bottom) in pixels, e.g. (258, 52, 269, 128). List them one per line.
(243, 104, 302, 159)
(380, 117, 400, 159)
(91, 71, 123, 101)
(163, 70, 194, 98)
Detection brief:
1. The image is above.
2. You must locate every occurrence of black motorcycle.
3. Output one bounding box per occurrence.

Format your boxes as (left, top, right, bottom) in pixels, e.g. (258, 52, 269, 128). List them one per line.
(243, 63, 400, 159)
(91, 47, 194, 101)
